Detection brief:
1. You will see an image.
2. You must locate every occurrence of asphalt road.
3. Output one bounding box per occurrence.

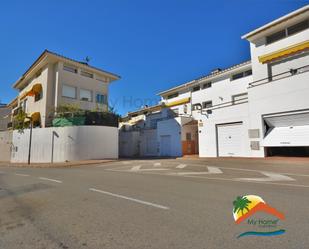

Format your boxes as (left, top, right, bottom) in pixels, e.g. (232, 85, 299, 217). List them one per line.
(0, 158, 309, 249)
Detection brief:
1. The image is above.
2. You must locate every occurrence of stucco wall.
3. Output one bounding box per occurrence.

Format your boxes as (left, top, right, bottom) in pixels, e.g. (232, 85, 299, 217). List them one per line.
(11, 126, 118, 163)
(0, 131, 12, 162)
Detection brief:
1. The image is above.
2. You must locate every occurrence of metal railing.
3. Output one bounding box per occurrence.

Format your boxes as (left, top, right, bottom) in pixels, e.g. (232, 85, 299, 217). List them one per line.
(249, 64, 309, 88)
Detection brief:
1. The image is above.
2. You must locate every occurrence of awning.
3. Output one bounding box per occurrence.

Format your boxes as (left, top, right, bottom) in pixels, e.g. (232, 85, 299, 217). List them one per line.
(258, 40, 309, 64)
(24, 112, 41, 123)
(164, 97, 190, 107)
(20, 83, 42, 100)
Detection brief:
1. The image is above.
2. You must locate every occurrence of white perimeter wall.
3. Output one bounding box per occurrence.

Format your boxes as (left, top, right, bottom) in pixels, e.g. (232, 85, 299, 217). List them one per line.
(0, 131, 12, 162)
(11, 126, 118, 163)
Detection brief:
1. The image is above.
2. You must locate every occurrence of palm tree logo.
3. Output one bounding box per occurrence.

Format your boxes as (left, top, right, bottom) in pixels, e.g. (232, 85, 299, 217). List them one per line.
(233, 196, 252, 215)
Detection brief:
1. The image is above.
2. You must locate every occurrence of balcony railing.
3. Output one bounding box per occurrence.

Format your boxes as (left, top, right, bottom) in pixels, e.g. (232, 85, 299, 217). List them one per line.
(249, 64, 309, 88)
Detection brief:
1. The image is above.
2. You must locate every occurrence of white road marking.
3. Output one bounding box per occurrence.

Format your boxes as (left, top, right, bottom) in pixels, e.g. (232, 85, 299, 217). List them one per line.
(176, 164, 187, 169)
(89, 188, 170, 210)
(131, 165, 142, 171)
(235, 171, 295, 182)
(122, 161, 131, 165)
(173, 166, 223, 175)
(15, 173, 30, 177)
(183, 175, 309, 188)
(39, 177, 62, 183)
(153, 162, 161, 167)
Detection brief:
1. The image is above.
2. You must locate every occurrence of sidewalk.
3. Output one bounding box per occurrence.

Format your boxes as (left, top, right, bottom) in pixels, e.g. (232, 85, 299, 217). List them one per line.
(0, 159, 118, 168)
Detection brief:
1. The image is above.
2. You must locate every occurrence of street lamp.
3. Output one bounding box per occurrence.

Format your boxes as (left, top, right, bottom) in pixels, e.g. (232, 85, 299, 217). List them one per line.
(26, 116, 33, 165)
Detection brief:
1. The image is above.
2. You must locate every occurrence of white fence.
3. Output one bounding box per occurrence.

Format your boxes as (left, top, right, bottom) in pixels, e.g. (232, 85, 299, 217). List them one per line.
(11, 126, 118, 163)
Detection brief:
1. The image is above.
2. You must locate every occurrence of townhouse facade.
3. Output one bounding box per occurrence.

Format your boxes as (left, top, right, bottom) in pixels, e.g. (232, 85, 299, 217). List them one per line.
(120, 5, 309, 158)
(10, 50, 120, 128)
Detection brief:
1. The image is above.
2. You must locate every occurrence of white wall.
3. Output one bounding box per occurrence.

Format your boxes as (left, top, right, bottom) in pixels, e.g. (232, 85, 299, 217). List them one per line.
(119, 131, 140, 157)
(248, 71, 309, 157)
(11, 126, 118, 163)
(157, 118, 182, 157)
(0, 131, 12, 162)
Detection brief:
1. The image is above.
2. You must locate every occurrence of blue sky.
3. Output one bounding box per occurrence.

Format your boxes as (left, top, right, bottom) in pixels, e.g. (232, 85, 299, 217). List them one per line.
(0, 0, 307, 115)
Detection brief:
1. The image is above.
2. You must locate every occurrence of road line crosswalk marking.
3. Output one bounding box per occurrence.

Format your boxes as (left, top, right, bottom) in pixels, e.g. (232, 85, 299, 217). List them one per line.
(235, 171, 295, 182)
(39, 177, 62, 183)
(176, 164, 187, 169)
(89, 188, 170, 210)
(15, 173, 30, 177)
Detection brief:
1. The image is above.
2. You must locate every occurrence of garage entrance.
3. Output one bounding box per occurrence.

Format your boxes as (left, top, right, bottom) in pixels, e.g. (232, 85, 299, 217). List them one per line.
(263, 111, 309, 157)
(160, 135, 171, 156)
(217, 122, 243, 157)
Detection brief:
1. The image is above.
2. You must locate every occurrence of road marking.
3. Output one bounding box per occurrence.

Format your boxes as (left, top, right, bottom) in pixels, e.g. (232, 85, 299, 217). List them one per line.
(122, 161, 131, 165)
(176, 164, 187, 169)
(153, 162, 161, 167)
(39, 177, 62, 183)
(131, 165, 142, 171)
(182, 175, 309, 188)
(15, 173, 30, 177)
(89, 188, 170, 210)
(173, 166, 223, 175)
(235, 172, 295, 182)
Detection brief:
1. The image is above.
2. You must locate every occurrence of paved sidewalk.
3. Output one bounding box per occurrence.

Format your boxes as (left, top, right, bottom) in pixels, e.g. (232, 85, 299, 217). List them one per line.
(0, 159, 117, 168)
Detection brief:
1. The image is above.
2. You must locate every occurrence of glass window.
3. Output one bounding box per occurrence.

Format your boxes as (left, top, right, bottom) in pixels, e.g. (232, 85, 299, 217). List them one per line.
(232, 93, 248, 104)
(96, 94, 106, 104)
(80, 89, 92, 101)
(167, 93, 179, 99)
(63, 65, 77, 73)
(231, 72, 244, 81)
(266, 30, 286, 44)
(202, 101, 212, 109)
(192, 85, 200, 92)
(202, 82, 212, 89)
(287, 20, 309, 36)
(244, 70, 252, 76)
(62, 85, 76, 99)
(81, 70, 93, 78)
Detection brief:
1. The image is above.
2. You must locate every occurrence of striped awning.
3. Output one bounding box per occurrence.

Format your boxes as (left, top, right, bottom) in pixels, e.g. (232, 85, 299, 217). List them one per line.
(24, 112, 41, 123)
(258, 40, 309, 64)
(20, 83, 42, 100)
(164, 97, 190, 107)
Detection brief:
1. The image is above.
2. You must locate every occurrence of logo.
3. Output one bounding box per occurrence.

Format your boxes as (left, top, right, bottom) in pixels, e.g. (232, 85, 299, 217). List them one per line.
(233, 195, 285, 238)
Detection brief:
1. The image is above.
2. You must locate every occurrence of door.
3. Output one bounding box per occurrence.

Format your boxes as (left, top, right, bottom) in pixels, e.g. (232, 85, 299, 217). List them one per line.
(217, 122, 243, 157)
(160, 135, 171, 156)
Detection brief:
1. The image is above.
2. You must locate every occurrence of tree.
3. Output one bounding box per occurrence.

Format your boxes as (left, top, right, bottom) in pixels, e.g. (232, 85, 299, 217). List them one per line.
(12, 109, 29, 132)
(233, 196, 252, 215)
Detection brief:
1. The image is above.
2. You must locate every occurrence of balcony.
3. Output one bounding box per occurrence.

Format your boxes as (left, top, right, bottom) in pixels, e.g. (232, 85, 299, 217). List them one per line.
(249, 64, 309, 88)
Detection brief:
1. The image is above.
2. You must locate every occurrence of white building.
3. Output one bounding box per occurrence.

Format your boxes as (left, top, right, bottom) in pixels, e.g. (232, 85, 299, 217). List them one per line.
(120, 5, 309, 158)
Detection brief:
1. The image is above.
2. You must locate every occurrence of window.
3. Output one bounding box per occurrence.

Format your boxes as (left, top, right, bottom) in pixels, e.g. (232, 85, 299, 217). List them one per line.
(266, 20, 309, 45)
(80, 89, 92, 102)
(192, 103, 201, 111)
(167, 93, 179, 99)
(244, 70, 252, 76)
(186, 133, 192, 141)
(231, 70, 252, 81)
(202, 82, 212, 89)
(63, 65, 77, 73)
(96, 94, 107, 104)
(266, 30, 286, 44)
(171, 108, 179, 115)
(202, 101, 212, 109)
(192, 85, 200, 92)
(62, 85, 76, 99)
(231, 72, 244, 81)
(287, 20, 309, 36)
(232, 93, 248, 104)
(35, 91, 42, 102)
(80, 70, 93, 78)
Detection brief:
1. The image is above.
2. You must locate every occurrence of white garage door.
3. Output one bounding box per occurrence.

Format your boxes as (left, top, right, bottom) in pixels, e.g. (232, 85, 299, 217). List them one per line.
(263, 112, 309, 147)
(160, 135, 171, 156)
(217, 123, 243, 157)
